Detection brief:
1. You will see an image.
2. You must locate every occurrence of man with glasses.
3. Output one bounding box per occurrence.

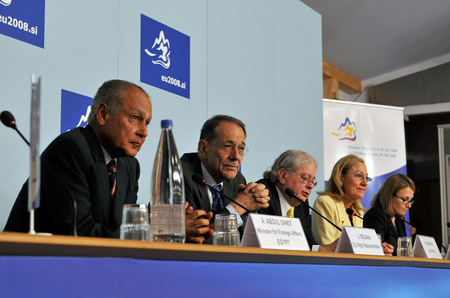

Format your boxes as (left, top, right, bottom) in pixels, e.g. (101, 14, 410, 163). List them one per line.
(257, 150, 321, 249)
(181, 115, 270, 244)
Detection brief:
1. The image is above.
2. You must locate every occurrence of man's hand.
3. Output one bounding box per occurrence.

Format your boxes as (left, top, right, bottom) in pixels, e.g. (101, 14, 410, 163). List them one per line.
(185, 202, 213, 244)
(229, 182, 270, 215)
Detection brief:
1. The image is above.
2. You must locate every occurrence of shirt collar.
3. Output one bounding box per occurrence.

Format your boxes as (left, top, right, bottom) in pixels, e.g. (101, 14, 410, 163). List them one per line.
(276, 185, 293, 216)
(101, 146, 116, 165)
(201, 163, 223, 188)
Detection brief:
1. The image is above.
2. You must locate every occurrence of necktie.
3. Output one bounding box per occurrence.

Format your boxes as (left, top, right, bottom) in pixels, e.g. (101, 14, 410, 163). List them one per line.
(287, 206, 295, 218)
(211, 184, 223, 216)
(107, 160, 117, 200)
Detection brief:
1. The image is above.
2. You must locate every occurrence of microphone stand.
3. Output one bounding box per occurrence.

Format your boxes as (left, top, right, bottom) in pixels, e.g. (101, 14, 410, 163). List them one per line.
(285, 188, 342, 232)
(1, 110, 78, 236)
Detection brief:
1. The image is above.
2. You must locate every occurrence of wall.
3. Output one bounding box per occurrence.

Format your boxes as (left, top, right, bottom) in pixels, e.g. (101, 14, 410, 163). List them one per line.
(0, 0, 323, 230)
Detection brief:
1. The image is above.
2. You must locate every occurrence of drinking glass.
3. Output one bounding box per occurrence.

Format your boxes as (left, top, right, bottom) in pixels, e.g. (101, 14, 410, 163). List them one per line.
(376, 234, 382, 244)
(213, 214, 240, 246)
(397, 236, 413, 257)
(120, 204, 150, 241)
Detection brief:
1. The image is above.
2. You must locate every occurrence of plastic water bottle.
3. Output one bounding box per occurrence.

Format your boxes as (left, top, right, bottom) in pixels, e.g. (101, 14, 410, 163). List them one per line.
(150, 119, 186, 242)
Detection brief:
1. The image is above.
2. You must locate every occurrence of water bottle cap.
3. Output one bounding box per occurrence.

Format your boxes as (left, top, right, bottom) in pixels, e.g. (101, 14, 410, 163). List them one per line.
(161, 119, 173, 129)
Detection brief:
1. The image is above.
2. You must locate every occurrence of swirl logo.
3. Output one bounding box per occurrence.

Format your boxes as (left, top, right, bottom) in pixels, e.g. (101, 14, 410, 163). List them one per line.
(0, 0, 12, 6)
(331, 117, 357, 141)
(145, 30, 171, 69)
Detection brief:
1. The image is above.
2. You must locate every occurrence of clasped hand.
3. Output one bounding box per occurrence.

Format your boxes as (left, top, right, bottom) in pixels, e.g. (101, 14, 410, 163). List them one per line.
(230, 182, 270, 215)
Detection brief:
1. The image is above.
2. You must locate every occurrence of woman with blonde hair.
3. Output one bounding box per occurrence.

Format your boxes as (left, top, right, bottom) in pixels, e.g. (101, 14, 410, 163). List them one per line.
(364, 173, 415, 256)
(312, 154, 369, 245)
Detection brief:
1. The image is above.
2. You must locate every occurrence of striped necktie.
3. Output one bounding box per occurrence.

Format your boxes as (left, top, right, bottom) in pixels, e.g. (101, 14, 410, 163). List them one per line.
(107, 160, 117, 200)
(211, 184, 223, 216)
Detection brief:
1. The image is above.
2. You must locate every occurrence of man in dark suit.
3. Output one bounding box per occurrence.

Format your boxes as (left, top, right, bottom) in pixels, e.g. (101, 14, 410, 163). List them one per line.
(4, 80, 152, 238)
(181, 115, 270, 244)
(257, 150, 317, 248)
(257, 150, 338, 252)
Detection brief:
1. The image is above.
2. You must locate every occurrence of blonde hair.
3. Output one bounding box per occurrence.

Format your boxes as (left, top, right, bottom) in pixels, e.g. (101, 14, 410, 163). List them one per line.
(319, 154, 366, 213)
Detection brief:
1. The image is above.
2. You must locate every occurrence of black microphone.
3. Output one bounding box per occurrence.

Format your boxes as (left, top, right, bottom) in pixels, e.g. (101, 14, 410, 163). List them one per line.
(346, 208, 364, 220)
(285, 188, 342, 232)
(395, 214, 412, 226)
(1, 110, 30, 146)
(192, 173, 251, 213)
(1, 110, 78, 236)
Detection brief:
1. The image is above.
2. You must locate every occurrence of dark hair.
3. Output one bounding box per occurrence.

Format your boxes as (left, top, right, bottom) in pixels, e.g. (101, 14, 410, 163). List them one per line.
(199, 115, 246, 142)
(88, 79, 148, 125)
(371, 173, 415, 217)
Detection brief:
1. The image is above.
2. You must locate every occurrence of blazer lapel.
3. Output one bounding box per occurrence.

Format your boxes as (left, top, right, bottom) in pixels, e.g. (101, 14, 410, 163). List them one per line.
(197, 180, 212, 212)
(270, 184, 283, 216)
(111, 159, 129, 227)
(96, 159, 111, 224)
(83, 125, 111, 225)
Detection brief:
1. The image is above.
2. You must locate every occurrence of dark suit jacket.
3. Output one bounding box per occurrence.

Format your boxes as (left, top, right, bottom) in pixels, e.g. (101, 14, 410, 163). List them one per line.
(257, 178, 317, 248)
(181, 153, 247, 242)
(363, 206, 406, 256)
(181, 152, 246, 213)
(4, 125, 139, 238)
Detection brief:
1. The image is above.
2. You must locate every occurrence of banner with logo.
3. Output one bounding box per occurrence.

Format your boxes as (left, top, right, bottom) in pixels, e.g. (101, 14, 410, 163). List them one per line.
(140, 14, 190, 99)
(323, 99, 406, 211)
(0, 0, 45, 48)
(60, 89, 92, 133)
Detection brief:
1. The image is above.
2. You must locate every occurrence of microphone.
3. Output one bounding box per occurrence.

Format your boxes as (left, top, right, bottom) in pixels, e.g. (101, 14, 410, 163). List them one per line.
(346, 208, 363, 220)
(192, 173, 251, 213)
(285, 188, 342, 232)
(1, 110, 30, 146)
(395, 214, 412, 226)
(1, 110, 78, 236)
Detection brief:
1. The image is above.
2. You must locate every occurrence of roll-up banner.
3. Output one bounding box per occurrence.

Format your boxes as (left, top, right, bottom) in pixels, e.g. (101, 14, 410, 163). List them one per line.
(323, 99, 408, 223)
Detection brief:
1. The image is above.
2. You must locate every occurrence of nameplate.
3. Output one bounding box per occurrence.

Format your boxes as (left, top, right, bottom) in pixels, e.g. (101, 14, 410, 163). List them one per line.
(241, 213, 310, 251)
(335, 226, 384, 255)
(413, 235, 442, 259)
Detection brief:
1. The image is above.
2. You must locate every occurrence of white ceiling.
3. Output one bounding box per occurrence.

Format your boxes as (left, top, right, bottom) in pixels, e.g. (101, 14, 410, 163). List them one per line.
(301, 0, 450, 82)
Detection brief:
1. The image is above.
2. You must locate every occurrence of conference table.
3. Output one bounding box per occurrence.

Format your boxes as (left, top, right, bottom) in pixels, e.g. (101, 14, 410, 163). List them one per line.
(1, 232, 449, 297)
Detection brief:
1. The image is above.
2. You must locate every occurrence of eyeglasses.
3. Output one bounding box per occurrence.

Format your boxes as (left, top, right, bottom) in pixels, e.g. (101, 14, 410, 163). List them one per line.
(350, 172, 372, 183)
(216, 143, 249, 155)
(394, 194, 415, 206)
(290, 172, 318, 187)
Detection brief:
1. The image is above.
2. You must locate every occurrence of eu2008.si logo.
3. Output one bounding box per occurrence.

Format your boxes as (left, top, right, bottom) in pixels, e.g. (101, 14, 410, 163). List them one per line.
(0, 0, 12, 7)
(145, 30, 171, 69)
(331, 117, 357, 141)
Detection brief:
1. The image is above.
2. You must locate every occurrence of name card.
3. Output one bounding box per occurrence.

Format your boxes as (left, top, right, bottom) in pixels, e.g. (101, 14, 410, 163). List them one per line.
(241, 213, 310, 251)
(335, 226, 384, 255)
(413, 235, 442, 259)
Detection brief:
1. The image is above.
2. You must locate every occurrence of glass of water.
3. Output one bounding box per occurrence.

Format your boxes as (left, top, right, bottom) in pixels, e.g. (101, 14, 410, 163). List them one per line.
(120, 204, 151, 241)
(213, 214, 240, 246)
(397, 236, 413, 257)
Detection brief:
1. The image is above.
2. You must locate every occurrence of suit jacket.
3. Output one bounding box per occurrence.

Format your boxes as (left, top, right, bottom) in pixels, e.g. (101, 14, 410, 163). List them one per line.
(257, 178, 317, 248)
(312, 194, 364, 245)
(4, 125, 139, 238)
(363, 206, 406, 256)
(181, 153, 247, 242)
(181, 152, 246, 213)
